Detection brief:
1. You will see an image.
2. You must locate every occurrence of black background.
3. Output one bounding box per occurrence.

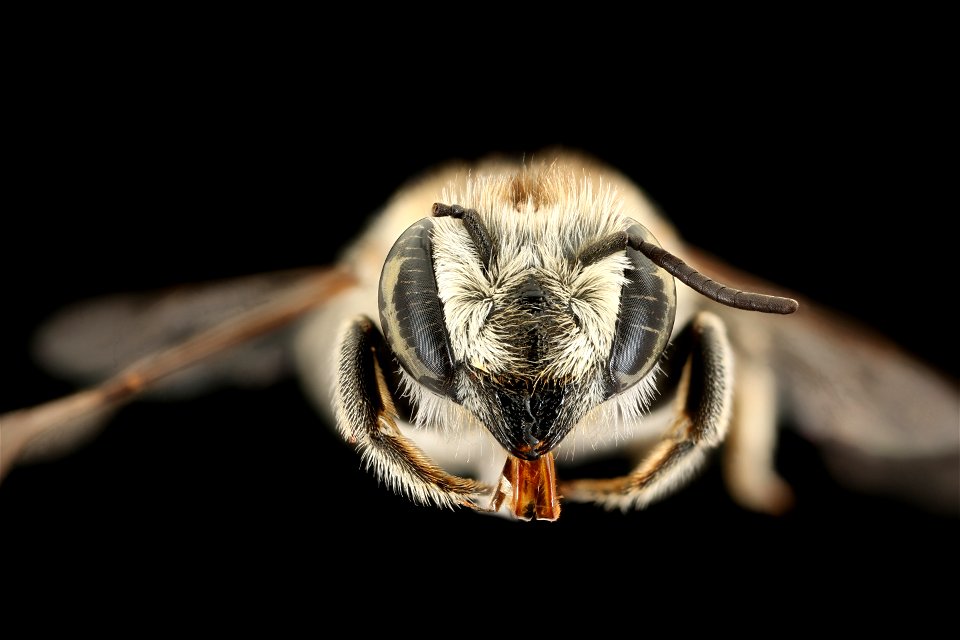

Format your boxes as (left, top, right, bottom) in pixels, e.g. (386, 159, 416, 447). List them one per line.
(4, 36, 957, 609)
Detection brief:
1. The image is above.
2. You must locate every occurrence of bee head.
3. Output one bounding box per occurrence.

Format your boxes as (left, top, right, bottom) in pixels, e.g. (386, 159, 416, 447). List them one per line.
(378, 190, 676, 460)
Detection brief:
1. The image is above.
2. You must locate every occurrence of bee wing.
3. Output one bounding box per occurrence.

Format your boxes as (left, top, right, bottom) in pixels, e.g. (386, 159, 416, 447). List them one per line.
(687, 248, 959, 515)
(1, 267, 355, 476)
(33, 268, 330, 397)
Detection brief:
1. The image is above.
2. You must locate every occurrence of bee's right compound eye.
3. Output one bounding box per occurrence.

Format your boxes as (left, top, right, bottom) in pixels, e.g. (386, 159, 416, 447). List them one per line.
(378, 218, 456, 396)
(607, 222, 678, 395)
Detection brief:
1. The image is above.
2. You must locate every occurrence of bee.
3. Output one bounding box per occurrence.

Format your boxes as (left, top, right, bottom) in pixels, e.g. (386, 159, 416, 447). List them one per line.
(2, 150, 957, 523)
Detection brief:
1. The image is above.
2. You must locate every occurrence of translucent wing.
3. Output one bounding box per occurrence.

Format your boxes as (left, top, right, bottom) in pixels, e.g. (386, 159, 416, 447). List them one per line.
(761, 301, 958, 513)
(688, 249, 960, 515)
(33, 268, 322, 397)
(1, 267, 355, 477)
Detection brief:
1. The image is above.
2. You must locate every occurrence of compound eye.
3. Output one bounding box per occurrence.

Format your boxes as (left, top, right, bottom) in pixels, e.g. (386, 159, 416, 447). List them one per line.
(378, 218, 455, 396)
(607, 222, 677, 394)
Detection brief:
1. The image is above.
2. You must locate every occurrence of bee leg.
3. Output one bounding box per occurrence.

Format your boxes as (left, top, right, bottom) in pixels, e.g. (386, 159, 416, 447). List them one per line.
(723, 358, 794, 514)
(335, 316, 491, 510)
(561, 311, 733, 510)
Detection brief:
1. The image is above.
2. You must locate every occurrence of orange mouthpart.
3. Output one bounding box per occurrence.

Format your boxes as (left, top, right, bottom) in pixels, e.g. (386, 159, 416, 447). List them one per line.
(499, 452, 561, 521)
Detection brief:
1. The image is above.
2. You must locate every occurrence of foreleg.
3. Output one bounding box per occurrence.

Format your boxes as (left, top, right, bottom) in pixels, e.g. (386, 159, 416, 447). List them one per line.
(561, 311, 733, 510)
(335, 316, 490, 510)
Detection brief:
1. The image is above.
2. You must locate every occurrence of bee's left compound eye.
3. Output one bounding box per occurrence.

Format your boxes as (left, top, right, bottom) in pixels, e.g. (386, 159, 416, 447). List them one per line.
(378, 218, 456, 396)
(606, 222, 677, 395)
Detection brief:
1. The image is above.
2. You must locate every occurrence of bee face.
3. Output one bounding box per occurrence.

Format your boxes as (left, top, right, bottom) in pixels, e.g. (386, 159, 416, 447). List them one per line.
(379, 173, 676, 460)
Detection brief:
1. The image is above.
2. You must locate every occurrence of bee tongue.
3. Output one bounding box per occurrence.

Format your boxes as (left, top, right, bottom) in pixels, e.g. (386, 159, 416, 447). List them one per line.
(497, 452, 561, 521)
